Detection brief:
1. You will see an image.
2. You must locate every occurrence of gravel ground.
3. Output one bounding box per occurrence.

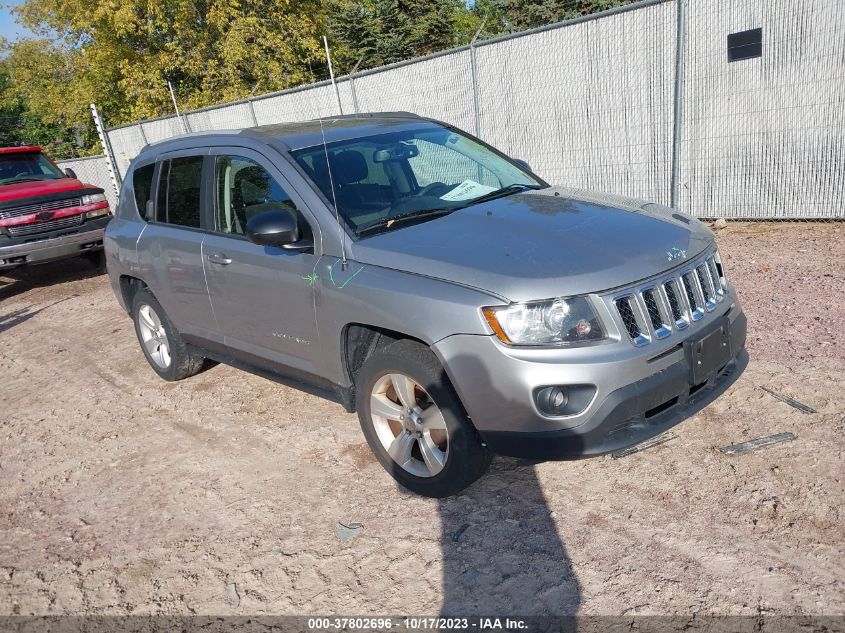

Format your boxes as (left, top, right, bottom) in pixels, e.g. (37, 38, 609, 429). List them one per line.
(0, 222, 842, 617)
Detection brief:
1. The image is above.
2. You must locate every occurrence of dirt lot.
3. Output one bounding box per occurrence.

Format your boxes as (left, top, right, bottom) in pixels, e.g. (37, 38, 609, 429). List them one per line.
(0, 222, 843, 617)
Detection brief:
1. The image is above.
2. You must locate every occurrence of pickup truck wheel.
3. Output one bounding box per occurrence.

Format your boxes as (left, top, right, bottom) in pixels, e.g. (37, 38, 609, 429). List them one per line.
(131, 289, 205, 381)
(356, 339, 491, 497)
(84, 250, 106, 272)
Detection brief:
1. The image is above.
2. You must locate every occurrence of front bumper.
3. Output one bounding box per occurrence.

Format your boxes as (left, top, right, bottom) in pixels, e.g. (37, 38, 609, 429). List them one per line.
(0, 217, 110, 269)
(434, 294, 747, 459)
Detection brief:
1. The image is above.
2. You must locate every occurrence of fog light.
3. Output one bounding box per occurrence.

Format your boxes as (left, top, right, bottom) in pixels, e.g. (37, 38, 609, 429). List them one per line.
(536, 386, 569, 416)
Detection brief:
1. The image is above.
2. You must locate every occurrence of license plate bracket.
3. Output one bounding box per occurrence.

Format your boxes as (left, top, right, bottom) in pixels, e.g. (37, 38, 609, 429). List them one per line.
(685, 318, 732, 385)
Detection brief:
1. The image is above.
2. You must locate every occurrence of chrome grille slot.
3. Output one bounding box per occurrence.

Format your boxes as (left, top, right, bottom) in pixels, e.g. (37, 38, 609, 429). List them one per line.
(0, 197, 82, 220)
(663, 279, 689, 329)
(7, 214, 84, 236)
(707, 256, 725, 300)
(614, 296, 649, 346)
(642, 288, 671, 339)
(696, 264, 716, 311)
(681, 272, 704, 320)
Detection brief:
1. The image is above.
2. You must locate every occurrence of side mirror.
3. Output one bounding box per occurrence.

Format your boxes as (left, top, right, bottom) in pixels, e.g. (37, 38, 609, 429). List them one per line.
(64, 168, 78, 179)
(513, 159, 532, 172)
(245, 209, 312, 252)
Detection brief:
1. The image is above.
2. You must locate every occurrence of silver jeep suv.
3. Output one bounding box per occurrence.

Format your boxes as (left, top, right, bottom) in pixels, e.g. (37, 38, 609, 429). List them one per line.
(105, 113, 747, 497)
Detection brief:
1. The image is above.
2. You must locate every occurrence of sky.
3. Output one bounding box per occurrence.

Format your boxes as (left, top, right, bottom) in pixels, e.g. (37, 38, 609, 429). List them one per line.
(0, 0, 33, 42)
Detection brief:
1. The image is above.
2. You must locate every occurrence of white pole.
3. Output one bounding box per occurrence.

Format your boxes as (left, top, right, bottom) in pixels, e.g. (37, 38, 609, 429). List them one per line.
(324, 36, 344, 116)
(168, 80, 189, 134)
(90, 103, 122, 198)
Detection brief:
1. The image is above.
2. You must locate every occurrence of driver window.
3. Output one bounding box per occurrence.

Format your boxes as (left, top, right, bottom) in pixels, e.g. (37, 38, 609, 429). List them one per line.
(214, 155, 307, 237)
(408, 139, 499, 189)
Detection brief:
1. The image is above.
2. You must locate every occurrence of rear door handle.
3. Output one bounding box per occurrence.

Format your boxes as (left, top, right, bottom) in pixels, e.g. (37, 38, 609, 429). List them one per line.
(207, 252, 232, 265)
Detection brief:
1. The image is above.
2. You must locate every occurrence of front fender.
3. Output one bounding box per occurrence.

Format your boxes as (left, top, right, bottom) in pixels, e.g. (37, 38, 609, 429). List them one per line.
(311, 257, 500, 386)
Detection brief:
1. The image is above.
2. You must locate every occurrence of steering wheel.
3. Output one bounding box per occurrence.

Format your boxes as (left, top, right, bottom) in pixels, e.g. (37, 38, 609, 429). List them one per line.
(417, 182, 451, 197)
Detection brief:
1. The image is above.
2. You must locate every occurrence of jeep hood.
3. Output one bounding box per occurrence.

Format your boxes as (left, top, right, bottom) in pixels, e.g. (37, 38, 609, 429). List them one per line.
(351, 187, 714, 302)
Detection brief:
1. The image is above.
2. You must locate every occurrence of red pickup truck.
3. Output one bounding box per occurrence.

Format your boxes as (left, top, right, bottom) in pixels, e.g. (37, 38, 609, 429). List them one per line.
(0, 146, 112, 270)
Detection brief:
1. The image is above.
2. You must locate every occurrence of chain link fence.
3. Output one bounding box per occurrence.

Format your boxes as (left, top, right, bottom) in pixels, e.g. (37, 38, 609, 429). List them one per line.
(54, 155, 119, 210)
(95, 0, 843, 219)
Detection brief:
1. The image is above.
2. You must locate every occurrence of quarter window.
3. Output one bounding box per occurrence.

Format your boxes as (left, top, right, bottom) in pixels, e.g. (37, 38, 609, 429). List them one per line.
(214, 155, 304, 237)
(155, 156, 203, 228)
(132, 163, 155, 219)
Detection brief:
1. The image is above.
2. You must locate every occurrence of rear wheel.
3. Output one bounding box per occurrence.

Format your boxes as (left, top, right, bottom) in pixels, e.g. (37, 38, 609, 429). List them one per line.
(355, 339, 491, 497)
(131, 288, 205, 381)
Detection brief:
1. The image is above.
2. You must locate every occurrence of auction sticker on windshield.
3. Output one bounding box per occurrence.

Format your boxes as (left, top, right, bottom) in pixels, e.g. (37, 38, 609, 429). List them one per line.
(439, 179, 498, 201)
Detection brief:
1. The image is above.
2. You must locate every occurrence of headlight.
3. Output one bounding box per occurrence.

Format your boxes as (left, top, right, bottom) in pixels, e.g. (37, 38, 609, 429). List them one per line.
(482, 296, 606, 346)
(82, 193, 107, 205)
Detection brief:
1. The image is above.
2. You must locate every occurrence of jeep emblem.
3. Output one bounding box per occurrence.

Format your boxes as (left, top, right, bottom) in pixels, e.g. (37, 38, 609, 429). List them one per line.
(666, 247, 687, 261)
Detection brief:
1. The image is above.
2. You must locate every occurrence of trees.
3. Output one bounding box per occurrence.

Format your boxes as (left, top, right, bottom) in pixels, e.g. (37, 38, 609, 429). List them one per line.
(1, 0, 329, 156)
(328, 0, 463, 72)
(496, 0, 638, 32)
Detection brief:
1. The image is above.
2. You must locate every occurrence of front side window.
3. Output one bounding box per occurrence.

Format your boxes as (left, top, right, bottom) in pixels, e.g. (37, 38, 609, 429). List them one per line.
(292, 125, 543, 237)
(0, 152, 65, 185)
(214, 155, 306, 238)
(155, 156, 203, 229)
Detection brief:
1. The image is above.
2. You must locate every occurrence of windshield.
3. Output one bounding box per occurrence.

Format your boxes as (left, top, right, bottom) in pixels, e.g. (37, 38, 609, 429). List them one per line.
(292, 125, 544, 237)
(0, 152, 66, 185)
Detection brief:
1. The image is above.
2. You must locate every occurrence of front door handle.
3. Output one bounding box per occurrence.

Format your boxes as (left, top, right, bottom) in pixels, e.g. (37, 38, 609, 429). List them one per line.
(207, 252, 232, 265)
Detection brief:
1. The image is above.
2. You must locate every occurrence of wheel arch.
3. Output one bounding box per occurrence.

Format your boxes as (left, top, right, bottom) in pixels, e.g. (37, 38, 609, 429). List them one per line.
(341, 323, 430, 407)
(118, 275, 149, 314)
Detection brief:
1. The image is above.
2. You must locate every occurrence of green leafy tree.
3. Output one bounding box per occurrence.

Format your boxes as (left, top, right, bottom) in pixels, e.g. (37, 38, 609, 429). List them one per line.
(329, 0, 462, 71)
(0, 43, 93, 157)
(496, 0, 637, 32)
(4, 0, 329, 128)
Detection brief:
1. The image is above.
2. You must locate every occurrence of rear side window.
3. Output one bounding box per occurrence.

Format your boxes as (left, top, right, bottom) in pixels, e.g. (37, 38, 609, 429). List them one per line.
(155, 156, 204, 228)
(132, 163, 155, 218)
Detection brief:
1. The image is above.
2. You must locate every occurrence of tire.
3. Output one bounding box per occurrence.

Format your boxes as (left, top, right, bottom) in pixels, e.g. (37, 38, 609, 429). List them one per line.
(131, 288, 206, 381)
(84, 249, 107, 272)
(355, 339, 492, 498)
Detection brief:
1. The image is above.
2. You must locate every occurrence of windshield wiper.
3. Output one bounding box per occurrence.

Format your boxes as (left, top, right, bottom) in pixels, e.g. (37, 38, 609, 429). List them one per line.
(454, 183, 545, 209)
(355, 184, 545, 237)
(357, 207, 455, 237)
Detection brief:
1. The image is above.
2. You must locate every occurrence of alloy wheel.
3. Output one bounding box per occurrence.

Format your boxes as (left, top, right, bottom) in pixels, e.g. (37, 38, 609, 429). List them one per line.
(369, 373, 449, 477)
(137, 304, 172, 369)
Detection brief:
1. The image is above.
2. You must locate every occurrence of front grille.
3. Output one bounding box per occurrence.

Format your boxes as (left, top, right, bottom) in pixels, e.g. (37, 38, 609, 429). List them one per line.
(7, 214, 84, 236)
(0, 197, 82, 220)
(612, 252, 726, 346)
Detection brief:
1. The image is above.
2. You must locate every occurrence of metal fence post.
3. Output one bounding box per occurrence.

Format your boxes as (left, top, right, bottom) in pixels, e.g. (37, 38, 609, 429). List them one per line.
(469, 22, 485, 139)
(136, 122, 149, 146)
(349, 57, 364, 115)
(90, 103, 122, 198)
(168, 80, 190, 134)
(247, 97, 259, 126)
(670, 0, 687, 209)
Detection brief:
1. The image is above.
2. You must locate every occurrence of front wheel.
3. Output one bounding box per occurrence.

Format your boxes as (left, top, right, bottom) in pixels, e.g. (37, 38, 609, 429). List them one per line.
(355, 339, 491, 497)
